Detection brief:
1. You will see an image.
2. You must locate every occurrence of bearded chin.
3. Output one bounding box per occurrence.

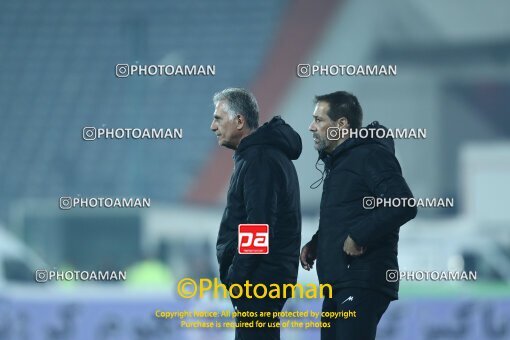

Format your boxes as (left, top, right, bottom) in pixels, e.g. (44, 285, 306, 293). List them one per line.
(316, 139, 328, 152)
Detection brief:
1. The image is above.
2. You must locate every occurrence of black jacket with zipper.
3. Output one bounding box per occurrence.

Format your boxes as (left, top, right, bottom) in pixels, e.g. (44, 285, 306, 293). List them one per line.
(216, 116, 302, 286)
(311, 121, 417, 300)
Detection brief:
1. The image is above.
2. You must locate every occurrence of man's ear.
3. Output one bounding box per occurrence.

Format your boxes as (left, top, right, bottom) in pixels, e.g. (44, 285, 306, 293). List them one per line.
(236, 114, 245, 130)
(337, 117, 350, 129)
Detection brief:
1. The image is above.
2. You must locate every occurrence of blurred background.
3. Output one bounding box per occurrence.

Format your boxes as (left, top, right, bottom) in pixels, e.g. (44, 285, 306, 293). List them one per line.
(1, 0, 509, 339)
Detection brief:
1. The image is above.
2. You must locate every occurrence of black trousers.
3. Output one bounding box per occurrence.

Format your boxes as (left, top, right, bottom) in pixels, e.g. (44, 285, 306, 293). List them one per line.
(321, 287, 391, 340)
(230, 296, 287, 340)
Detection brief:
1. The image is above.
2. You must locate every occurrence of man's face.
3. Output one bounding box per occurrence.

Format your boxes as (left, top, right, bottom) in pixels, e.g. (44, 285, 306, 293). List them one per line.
(210, 101, 240, 149)
(309, 101, 337, 153)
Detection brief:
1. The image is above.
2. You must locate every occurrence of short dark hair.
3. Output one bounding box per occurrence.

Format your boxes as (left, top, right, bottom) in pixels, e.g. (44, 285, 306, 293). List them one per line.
(213, 88, 259, 129)
(314, 91, 363, 129)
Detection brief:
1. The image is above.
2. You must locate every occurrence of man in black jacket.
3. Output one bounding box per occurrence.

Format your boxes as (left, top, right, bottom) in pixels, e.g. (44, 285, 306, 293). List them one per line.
(211, 88, 302, 340)
(300, 91, 417, 340)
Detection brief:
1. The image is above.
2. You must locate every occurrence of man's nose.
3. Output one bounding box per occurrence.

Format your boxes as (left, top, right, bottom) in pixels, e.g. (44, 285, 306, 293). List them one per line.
(309, 122, 316, 132)
(210, 121, 217, 131)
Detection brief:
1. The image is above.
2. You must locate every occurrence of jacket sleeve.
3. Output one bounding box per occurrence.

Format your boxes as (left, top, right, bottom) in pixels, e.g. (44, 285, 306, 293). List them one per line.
(348, 148, 417, 247)
(227, 158, 279, 285)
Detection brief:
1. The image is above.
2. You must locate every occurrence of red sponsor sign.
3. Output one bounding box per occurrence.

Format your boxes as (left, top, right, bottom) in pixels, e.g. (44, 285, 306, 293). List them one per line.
(238, 224, 269, 254)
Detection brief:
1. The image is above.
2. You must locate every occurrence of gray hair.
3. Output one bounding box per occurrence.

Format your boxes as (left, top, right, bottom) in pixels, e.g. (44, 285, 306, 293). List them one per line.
(213, 88, 259, 129)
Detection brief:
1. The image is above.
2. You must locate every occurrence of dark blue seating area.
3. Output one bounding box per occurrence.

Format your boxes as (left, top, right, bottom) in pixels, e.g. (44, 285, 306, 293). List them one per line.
(0, 0, 289, 218)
